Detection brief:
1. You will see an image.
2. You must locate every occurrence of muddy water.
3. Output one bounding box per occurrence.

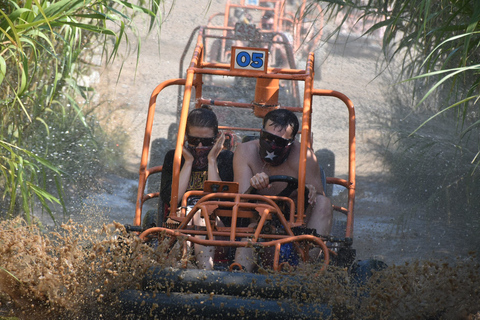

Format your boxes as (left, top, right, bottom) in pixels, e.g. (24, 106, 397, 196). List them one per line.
(0, 218, 479, 319)
(0, 219, 187, 319)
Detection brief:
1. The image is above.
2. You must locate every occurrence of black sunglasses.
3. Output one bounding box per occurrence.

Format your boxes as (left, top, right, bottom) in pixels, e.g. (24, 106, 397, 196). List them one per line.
(186, 135, 216, 147)
(260, 129, 293, 147)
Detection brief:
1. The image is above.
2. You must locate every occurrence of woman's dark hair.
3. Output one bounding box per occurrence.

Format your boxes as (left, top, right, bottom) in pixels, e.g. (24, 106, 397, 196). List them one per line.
(263, 109, 299, 138)
(186, 107, 219, 136)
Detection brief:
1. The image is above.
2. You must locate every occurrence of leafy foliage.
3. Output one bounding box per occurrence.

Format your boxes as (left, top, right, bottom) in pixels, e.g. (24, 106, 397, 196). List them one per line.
(0, 0, 161, 222)
(320, 0, 480, 215)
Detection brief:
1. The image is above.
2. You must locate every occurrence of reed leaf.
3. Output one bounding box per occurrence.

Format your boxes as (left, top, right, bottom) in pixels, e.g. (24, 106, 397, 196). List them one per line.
(1, 0, 161, 223)
(0, 55, 6, 86)
(320, 0, 480, 214)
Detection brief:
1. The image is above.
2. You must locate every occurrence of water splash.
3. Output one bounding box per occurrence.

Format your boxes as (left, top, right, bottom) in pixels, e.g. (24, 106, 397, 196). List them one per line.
(0, 219, 186, 319)
(0, 218, 478, 319)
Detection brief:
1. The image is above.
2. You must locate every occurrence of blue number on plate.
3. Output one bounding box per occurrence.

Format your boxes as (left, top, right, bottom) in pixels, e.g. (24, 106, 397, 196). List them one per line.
(236, 51, 250, 67)
(236, 51, 264, 69)
(250, 52, 264, 69)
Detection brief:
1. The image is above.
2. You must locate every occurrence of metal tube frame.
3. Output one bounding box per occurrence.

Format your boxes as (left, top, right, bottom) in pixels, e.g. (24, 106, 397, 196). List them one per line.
(134, 24, 356, 271)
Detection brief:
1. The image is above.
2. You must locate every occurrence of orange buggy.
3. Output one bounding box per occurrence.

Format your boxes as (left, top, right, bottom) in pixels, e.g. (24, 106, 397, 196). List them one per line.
(119, 18, 370, 319)
(205, 0, 324, 61)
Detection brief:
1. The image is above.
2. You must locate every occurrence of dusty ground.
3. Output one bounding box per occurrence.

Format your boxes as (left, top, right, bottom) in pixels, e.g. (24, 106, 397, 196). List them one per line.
(80, 0, 478, 267)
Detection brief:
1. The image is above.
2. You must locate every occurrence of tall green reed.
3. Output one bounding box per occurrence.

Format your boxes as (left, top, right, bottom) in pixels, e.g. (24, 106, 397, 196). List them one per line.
(320, 0, 480, 216)
(0, 0, 161, 223)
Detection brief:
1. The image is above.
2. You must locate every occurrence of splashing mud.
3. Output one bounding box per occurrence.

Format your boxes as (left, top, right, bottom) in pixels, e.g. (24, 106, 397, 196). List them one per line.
(0, 219, 187, 319)
(0, 218, 478, 319)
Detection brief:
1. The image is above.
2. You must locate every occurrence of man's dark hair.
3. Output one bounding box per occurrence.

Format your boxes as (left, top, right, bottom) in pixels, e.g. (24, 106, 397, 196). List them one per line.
(186, 107, 219, 136)
(263, 109, 299, 138)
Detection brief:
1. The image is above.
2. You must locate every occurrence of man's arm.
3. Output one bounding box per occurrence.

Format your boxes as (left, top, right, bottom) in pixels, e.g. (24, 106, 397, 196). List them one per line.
(233, 142, 254, 193)
(304, 148, 333, 235)
(304, 148, 326, 201)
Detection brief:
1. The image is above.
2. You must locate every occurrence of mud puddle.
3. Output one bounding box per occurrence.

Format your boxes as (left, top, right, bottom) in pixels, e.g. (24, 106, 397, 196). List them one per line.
(1, 215, 479, 319)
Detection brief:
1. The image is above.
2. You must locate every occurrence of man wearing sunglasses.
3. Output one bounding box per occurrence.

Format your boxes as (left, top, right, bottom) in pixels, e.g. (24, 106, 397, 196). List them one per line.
(233, 109, 332, 270)
(160, 107, 234, 269)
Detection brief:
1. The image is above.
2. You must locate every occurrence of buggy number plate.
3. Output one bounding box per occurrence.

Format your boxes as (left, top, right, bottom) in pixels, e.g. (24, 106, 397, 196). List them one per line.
(231, 47, 268, 73)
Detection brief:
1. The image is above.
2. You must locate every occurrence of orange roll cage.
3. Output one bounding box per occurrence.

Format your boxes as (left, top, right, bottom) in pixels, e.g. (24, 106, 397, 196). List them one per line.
(133, 23, 355, 270)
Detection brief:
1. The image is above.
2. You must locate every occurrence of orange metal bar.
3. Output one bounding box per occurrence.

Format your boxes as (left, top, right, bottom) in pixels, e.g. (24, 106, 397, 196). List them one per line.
(178, 191, 295, 223)
(142, 192, 159, 203)
(312, 89, 356, 239)
(194, 63, 204, 108)
(230, 194, 239, 241)
(333, 205, 349, 215)
(200, 98, 303, 113)
(140, 165, 163, 204)
(327, 177, 351, 188)
(296, 52, 315, 223)
(169, 31, 205, 217)
(200, 204, 214, 240)
(162, 229, 293, 239)
(253, 208, 271, 242)
(134, 78, 186, 226)
(139, 228, 330, 272)
(220, 0, 231, 62)
(198, 98, 253, 109)
(137, 166, 164, 205)
(180, 194, 284, 212)
(201, 61, 307, 74)
(191, 67, 308, 79)
(273, 242, 281, 271)
(224, 0, 231, 29)
(203, 25, 234, 32)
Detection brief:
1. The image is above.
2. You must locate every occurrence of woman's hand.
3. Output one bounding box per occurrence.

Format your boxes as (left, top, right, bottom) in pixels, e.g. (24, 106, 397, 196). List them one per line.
(182, 145, 194, 164)
(208, 132, 225, 163)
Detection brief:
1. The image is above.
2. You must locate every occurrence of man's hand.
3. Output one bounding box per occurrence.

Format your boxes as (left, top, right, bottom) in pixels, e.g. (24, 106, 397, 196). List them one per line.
(306, 184, 317, 205)
(250, 172, 270, 190)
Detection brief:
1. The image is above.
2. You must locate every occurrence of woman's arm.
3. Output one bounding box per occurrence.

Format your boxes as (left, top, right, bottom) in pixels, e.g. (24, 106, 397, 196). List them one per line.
(160, 148, 193, 206)
(177, 146, 194, 205)
(207, 132, 225, 181)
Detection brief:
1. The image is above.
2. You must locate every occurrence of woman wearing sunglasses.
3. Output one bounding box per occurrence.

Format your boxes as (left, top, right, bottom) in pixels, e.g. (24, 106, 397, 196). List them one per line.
(160, 107, 234, 269)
